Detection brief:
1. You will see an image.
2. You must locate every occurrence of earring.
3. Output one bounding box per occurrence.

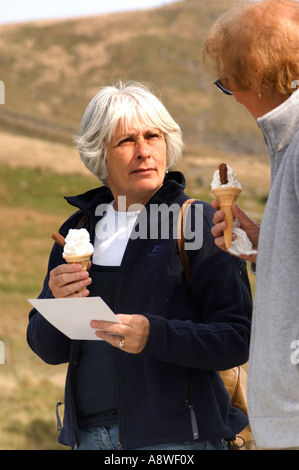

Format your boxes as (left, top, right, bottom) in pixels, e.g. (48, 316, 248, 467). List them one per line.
(258, 90, 262, 100)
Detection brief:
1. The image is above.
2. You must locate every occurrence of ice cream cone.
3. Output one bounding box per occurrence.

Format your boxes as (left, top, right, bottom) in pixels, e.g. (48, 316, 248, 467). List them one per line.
(63, 253, 91, 269)
(211, 187, 242, 249)
(63, 253, 92, 292)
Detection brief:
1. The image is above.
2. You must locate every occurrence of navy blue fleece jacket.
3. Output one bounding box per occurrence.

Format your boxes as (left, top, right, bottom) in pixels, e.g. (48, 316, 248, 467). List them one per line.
(27, 172, 251, 449)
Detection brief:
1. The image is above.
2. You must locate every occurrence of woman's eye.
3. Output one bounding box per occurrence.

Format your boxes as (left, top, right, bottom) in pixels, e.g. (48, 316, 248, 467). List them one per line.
(119, 137, 134, 145)
(148, 133, 160, 140)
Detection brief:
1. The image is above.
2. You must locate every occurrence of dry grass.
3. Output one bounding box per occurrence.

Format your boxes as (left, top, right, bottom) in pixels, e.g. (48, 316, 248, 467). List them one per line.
(0, 129, 91, 176)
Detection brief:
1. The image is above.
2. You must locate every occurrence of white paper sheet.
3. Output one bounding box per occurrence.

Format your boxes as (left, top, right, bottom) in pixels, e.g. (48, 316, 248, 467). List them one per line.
(28, 297, 121, 340)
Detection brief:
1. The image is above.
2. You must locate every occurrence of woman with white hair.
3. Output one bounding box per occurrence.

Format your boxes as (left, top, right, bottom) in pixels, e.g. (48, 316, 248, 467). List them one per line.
(27, 81, 251, 450)
(204, 0, 299, 449)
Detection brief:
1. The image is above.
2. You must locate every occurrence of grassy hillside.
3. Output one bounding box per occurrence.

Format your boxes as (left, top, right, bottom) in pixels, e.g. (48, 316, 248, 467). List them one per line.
(0, 0, 267, 155)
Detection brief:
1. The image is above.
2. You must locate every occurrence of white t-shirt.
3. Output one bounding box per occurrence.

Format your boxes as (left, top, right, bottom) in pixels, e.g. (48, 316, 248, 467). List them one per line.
(92, 202, 140, 266)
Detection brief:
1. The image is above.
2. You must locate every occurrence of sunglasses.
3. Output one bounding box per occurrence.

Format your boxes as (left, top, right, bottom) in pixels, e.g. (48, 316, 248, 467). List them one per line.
(214, 78, 233, 96)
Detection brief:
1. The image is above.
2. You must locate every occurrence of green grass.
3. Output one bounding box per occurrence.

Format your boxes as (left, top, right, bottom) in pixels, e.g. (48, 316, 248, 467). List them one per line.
(0, 164, 97, 216)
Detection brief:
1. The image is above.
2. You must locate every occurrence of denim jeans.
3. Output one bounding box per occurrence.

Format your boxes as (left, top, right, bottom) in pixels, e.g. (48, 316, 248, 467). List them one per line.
(76, 424, 228, 450)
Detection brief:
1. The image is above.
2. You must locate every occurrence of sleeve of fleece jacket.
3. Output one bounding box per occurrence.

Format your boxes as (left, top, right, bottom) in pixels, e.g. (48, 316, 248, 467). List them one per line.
(142, 202, 252, 371)
(27, 241, 71, 365)
(26, 213, 83, 365)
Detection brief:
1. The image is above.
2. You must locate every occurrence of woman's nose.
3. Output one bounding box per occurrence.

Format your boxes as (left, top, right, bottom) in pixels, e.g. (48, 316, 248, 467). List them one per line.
(135, 138, 150, 158)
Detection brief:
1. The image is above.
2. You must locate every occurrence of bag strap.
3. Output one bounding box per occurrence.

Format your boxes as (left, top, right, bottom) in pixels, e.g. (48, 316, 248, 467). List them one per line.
(177, 199, 253, 319)
(76, 212, 88, 229)
(177, 199, 197, 279)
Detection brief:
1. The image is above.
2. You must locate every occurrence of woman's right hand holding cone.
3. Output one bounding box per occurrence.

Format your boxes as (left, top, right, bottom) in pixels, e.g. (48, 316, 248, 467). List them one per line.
(211, 201, 260, 263)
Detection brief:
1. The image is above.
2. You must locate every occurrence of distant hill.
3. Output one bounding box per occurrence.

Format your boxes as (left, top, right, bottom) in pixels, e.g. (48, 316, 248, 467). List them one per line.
(0, 0, 267, 155)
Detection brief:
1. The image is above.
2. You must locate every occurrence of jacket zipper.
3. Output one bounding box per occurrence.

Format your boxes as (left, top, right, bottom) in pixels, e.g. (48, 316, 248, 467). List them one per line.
(113, 241, 131, 450)
(114, 241, 124, 448)
(185, 370, 199, 440)
(112, 211, 144, 450)
(56, 401, 63, 431)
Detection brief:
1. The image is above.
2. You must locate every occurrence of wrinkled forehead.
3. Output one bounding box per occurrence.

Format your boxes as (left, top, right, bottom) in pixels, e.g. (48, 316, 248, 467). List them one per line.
(107, 107, 163, 142)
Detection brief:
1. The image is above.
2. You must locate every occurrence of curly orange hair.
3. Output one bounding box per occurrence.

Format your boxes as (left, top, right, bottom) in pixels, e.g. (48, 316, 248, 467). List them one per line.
(203, 0, 299, 95)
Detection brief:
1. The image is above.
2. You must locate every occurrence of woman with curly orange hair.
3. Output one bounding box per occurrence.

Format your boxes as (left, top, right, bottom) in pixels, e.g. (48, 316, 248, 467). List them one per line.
(204, 0, 299, 450)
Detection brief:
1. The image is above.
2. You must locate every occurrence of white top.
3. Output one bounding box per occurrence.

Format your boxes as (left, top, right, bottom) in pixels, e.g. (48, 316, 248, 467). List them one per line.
(92, 202, 140, 266)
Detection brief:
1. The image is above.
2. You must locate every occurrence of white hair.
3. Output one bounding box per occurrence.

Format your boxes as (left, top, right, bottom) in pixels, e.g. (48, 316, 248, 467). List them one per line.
(74, 81, 183, 184)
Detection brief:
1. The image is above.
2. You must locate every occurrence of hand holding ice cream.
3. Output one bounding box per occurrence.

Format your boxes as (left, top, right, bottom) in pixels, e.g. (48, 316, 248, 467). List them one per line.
(210, 163, 259, 262)
(50, 228, 93, 296)
(211, 164, 242, 249)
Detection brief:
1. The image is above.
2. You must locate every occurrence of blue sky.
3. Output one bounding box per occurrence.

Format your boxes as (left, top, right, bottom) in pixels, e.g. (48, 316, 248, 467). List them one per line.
(0, 0, 176, 24)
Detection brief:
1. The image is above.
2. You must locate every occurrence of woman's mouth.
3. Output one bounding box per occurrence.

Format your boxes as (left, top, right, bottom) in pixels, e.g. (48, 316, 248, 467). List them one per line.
(132, 168, 155, 174)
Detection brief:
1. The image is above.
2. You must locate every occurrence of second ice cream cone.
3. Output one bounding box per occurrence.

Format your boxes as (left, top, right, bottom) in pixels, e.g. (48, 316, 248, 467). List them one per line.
(211, 187, 242, 249)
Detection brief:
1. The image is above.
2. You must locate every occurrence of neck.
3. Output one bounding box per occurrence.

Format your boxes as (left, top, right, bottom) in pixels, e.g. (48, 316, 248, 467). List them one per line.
(113, 197, 144, 212)
(112, 186, 163, 212)
(253, 90, 290, 119)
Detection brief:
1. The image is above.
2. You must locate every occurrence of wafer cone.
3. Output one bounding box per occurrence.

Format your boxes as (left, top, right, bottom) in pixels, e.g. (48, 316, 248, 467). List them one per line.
(63, 253, 92, 292)
(211, 187, 242, 249)
(63, 253, 91, 269)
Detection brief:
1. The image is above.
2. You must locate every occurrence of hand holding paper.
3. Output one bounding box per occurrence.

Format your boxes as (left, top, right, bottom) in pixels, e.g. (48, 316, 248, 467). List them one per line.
(28, 298, 150, 353)
(28, 297, 121, 340)
(91, 313, 150, 354)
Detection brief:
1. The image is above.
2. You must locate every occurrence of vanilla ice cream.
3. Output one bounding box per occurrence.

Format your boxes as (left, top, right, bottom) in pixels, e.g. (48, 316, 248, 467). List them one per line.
(63, 228, 94, 259)
(211, 164, 242, 249)
(211, 164, 242, 190)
